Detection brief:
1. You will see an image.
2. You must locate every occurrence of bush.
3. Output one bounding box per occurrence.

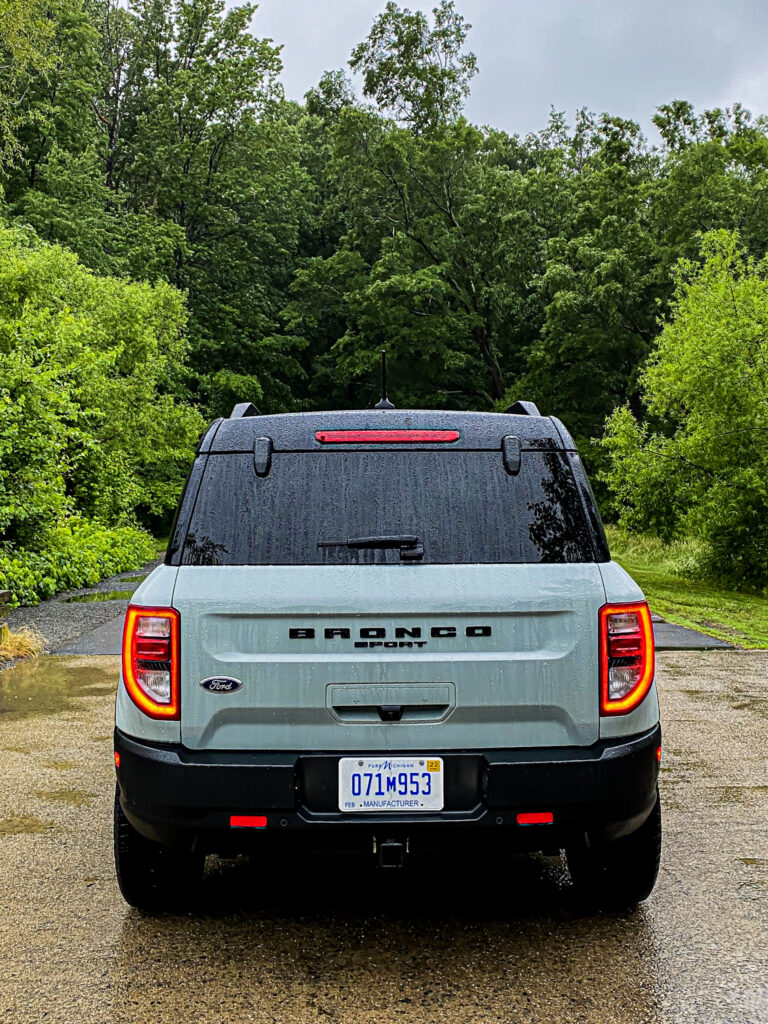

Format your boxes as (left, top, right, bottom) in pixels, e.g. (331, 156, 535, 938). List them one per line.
(0, 221, 204, 605)
(604, 526, 710, 581)
(0, 221, 205, 547)
(0, 519, 156, 607)
(601, 230, 768, 587)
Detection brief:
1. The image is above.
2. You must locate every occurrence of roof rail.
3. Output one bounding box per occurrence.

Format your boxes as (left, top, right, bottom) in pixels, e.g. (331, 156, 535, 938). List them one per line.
(504, 400, 540, 417)
(230, 402, 261, 418)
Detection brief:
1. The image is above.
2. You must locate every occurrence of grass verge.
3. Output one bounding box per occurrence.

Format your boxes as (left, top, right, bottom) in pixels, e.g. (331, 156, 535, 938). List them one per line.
(607, 528, 768, 649)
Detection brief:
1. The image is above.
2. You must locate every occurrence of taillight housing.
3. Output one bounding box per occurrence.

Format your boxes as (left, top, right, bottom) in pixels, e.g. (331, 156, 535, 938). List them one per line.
(599, 601, 654, 715)
(122, 606, 180, 719)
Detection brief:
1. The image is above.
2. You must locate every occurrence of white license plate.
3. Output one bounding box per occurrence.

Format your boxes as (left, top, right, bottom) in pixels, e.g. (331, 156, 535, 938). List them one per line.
(338, 756, 444, 812)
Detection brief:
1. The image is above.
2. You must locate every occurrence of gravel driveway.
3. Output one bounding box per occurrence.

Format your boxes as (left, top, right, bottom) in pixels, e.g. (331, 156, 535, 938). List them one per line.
(0, 649, 765, 1023)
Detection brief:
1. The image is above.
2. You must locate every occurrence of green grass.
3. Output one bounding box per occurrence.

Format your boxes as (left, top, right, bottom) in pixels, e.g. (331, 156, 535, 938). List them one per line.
(606, 527, 768, 649)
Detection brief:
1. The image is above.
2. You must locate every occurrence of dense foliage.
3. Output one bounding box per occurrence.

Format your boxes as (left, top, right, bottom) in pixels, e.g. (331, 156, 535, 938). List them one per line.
(0, 222, 202, 605)
(0, 521, 155, 607)
(3, 0, 768, 595)
(601, 231, 768, 584)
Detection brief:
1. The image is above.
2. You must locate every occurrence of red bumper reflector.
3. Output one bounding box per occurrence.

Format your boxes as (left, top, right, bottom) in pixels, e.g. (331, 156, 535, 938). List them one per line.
(113, 751, 120, 769)
(315, 429, 460, 444)
(516, 811, 554, 825)
(656, 745, 662, 763)
(230, 815, 268, 828)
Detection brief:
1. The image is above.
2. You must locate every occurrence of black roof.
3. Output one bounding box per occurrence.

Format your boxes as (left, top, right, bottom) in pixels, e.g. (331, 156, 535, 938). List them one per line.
(198, 408, 577, 454)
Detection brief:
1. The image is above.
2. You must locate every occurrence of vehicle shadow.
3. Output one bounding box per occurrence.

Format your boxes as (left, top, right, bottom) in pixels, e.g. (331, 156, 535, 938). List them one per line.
(109, 852, 664, 1023)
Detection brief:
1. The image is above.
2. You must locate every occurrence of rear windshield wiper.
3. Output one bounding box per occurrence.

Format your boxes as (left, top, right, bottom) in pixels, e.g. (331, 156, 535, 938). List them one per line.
(318, 535, 424, 561)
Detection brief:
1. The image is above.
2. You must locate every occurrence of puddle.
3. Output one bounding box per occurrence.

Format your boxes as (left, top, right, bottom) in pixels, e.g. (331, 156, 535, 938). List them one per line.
(42, 759, 78, 771)
(34, 789, 94, 807)
(0, 815, 55, 836)
(119, 575, 148, 584)
(62, 590, 134, 604)
(0, 655, 118, 721)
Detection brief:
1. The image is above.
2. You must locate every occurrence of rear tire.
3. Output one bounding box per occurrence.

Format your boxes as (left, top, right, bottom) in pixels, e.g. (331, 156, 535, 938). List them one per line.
(114, 786, 204, 912)
(567, 790, 661, 911)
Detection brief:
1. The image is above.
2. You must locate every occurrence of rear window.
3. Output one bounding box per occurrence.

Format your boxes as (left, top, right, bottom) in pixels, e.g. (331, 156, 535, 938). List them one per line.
(179, 451, 595, 565)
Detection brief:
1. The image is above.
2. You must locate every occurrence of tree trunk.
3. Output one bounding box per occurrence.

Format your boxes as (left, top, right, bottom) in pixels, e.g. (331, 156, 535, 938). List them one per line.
(475, 326, 505, 402)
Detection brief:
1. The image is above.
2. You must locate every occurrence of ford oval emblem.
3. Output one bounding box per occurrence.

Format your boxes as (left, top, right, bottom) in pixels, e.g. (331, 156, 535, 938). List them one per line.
(200, 676, 243, 694)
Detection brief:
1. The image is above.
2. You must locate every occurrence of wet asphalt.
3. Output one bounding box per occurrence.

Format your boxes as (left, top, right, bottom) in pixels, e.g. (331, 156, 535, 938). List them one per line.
(0, 649, 766, 1024)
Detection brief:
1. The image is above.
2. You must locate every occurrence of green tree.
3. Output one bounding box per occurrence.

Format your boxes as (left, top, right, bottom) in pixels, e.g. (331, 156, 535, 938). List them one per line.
(652, 100, 768, 261)
(0, 221, 204, 542)
(519, 112, 664, 437)
(349, 0, 477, 133)
(288, 1, 544, 407)
(601, 230, 768, 585)
(91, 0, 311, 413)
(0, 0, 62, 169)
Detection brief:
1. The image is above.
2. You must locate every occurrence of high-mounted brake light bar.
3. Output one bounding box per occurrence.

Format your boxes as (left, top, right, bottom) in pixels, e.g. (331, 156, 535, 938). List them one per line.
(315, 429, 460, 444)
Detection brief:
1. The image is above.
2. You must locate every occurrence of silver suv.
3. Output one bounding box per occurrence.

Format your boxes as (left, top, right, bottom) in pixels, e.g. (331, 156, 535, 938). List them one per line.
(113, 403, 661, 910)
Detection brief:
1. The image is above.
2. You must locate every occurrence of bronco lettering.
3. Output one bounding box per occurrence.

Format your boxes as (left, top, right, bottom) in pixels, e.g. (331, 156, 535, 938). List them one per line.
(289, 625, 492, 640)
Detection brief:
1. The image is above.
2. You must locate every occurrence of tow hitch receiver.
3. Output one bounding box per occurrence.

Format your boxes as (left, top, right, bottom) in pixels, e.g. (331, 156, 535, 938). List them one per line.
(374, 837, 408, 869)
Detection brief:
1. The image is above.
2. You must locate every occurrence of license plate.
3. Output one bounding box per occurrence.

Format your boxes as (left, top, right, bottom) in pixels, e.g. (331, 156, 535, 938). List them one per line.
(338, 756, 444, 812)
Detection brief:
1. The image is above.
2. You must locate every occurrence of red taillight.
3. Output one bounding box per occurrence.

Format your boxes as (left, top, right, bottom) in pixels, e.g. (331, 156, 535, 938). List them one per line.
(315, 429, 460, 444)
(516, 811, 554, 825)
(122, 605, 180, 720)
(114, 751, 121, 769)
(599, 602, 654, 715)
(230, 815, 268, 828)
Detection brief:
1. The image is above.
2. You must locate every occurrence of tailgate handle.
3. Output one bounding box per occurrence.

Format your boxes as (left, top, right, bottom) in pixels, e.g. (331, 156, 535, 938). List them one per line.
(327, 683, 455, 723)
(331, 702, 451, 723)
(378, 705, 404, 722)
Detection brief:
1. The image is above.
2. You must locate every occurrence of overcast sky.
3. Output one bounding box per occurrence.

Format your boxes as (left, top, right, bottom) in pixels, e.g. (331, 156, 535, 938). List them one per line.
(249, 0, 768, 137)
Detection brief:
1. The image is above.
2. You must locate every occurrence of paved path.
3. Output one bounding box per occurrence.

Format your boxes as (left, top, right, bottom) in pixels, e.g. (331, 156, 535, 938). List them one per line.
(0, 650, 765, 1023)
(652, 619, 735, 651)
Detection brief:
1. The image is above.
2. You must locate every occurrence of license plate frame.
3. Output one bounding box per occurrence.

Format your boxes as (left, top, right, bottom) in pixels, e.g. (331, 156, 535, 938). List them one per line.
(338, 756, 444, 812)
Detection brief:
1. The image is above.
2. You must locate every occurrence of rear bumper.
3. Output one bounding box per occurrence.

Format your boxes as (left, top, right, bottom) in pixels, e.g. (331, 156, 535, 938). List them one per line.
(115, 724, 661, 854)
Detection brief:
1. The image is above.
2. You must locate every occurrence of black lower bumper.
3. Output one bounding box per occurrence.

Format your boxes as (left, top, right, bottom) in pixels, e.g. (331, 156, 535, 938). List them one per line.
(115, 725, 661, 855)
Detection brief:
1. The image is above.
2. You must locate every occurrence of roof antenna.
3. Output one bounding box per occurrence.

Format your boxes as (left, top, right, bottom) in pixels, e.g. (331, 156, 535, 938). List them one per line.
(374, 347, 395, 409)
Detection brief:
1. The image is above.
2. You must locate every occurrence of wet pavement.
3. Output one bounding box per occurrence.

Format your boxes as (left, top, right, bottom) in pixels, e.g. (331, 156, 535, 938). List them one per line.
(651, 619, 735, 651)
(0, 651, 766, 1023)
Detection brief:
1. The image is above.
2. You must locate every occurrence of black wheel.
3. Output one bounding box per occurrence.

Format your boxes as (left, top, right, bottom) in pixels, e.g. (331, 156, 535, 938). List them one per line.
(567, 790, 662, 911)
(114, 786, 204, 912)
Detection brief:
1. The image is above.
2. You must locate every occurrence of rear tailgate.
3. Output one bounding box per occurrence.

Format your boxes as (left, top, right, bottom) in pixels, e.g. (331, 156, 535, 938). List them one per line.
(174, 563, 605, 751)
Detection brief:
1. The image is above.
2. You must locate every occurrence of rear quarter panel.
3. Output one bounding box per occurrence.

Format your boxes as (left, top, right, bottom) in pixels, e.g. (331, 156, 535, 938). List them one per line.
(115, 564, 181, 743)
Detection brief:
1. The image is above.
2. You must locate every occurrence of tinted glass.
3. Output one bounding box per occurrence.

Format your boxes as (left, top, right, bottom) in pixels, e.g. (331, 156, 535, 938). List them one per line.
(180, 451, 594, 566)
